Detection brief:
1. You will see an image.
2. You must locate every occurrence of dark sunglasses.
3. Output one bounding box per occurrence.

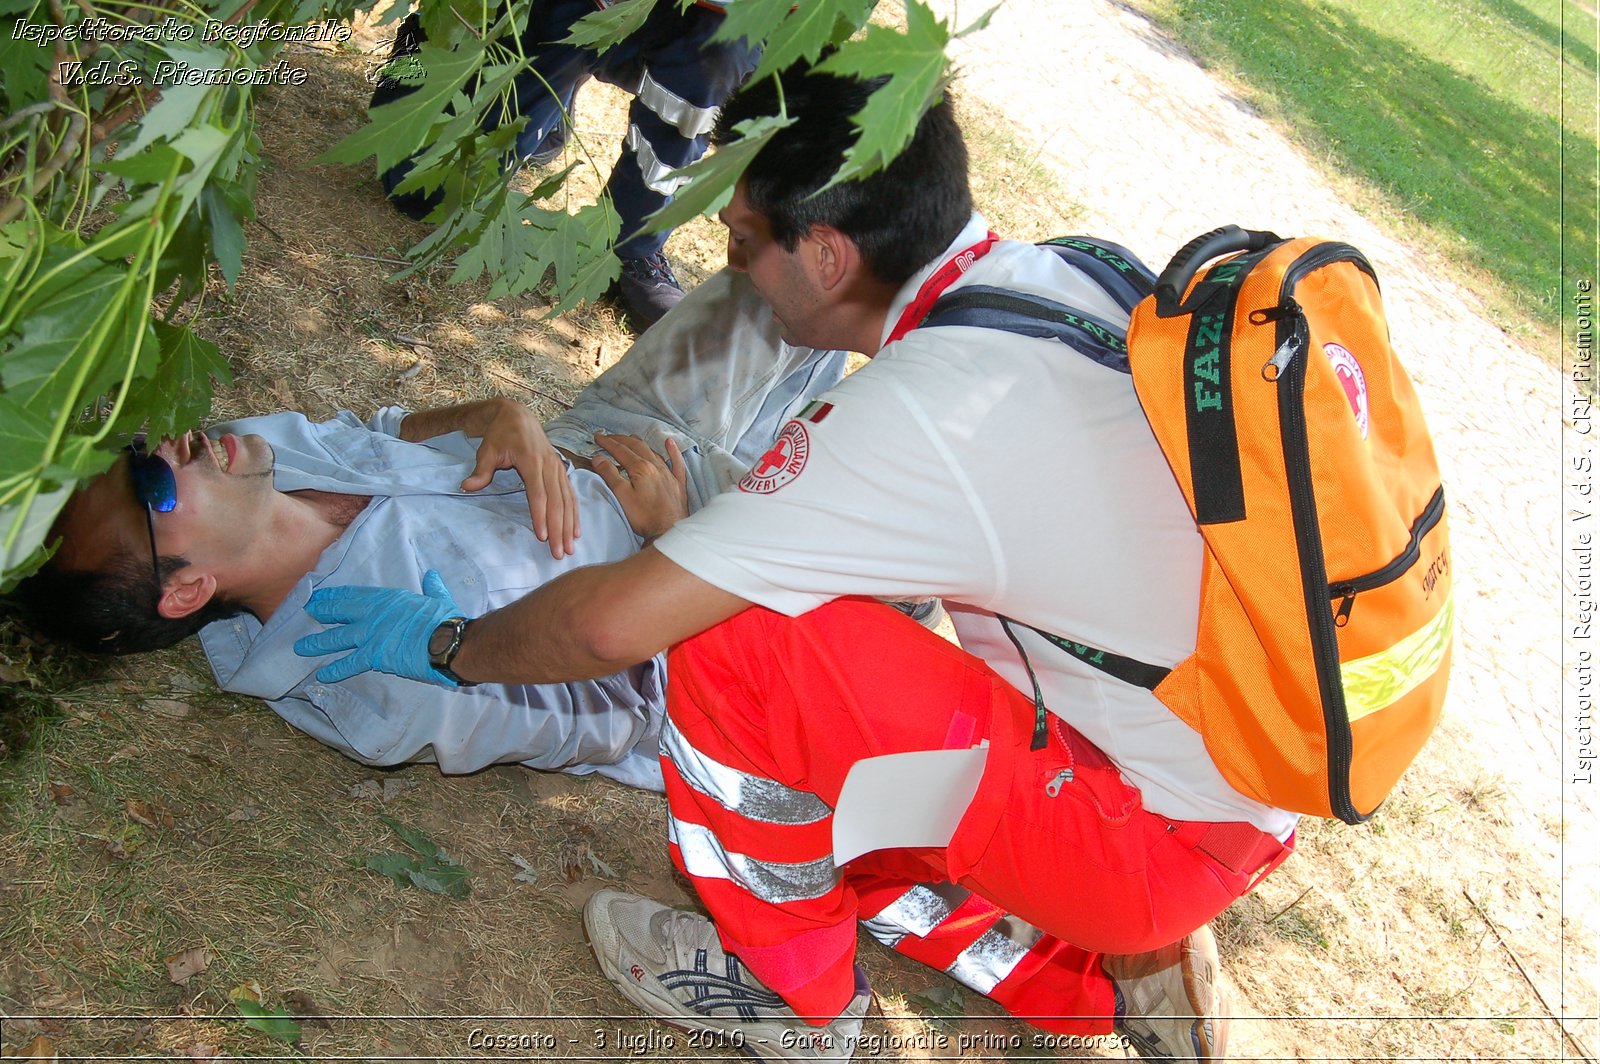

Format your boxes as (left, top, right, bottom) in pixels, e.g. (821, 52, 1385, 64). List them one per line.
(125, 435, 177, 589)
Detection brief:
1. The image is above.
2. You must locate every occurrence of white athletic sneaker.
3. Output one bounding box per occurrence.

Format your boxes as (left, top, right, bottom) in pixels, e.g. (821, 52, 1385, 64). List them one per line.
(1102, 923, 1228, 1061)
(583, 889, 870, 1061)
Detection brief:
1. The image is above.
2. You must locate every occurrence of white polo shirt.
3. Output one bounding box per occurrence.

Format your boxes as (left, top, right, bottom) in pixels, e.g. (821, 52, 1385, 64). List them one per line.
(656, 215, 1298, 838)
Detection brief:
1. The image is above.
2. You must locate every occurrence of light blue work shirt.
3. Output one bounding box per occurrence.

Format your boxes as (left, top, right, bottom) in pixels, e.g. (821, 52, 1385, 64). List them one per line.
(198, 408, 668, 790)
(198, 270, 847, 793)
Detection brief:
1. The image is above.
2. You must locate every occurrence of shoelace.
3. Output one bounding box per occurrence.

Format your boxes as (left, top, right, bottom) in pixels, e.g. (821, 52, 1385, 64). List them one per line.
(625, 254, 680, 288)
(658, 947, 785, 1021)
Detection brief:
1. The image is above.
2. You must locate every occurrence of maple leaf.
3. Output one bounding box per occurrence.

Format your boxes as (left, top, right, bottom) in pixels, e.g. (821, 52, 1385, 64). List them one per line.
(317, 41, 486, 173)
(814, 4, 957, 189)
(560, 0, 657, 54)
(715, 0, 875, 86)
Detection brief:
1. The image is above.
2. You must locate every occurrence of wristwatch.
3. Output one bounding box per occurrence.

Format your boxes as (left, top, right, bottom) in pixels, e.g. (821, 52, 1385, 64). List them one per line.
(427, 615, 477, 687)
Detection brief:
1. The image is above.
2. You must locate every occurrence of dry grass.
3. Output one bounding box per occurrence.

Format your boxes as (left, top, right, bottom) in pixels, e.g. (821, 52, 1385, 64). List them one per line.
(1, 21, 1595, 1064)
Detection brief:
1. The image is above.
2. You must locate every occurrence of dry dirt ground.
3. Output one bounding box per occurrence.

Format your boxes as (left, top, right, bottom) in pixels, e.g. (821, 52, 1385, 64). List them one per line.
(1, 3, 1597, 1063)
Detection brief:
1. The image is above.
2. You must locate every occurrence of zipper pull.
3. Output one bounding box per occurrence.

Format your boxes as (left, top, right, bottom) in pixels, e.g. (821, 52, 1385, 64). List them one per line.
(1264, 335, 1300, 381)
(1045, 768, 1073, 797)
(1260, 303, 1306, 382)
(1334, 592, 1355, 628)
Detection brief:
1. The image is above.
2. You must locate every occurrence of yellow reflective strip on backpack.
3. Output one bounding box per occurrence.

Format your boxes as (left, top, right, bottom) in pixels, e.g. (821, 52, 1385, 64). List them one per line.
(1342, 594, 1455, 724)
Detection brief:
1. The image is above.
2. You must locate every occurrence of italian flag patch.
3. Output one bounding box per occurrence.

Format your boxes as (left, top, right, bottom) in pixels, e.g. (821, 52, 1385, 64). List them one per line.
(798, 400, 833, 423)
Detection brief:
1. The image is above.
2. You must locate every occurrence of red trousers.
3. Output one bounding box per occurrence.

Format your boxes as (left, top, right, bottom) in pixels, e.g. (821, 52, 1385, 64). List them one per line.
(662, 600, 1291, 1032)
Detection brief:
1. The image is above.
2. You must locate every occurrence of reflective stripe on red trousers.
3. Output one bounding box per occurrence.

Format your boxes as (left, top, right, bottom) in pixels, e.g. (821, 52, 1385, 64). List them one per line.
(663, 599, 1291, 1031)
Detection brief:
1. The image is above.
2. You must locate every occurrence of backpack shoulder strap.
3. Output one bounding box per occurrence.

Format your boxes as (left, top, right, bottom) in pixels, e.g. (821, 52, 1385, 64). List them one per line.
(1036, 236, 1157, 310)
(921, 286, 1134, 373)
(915, 236, 1174, 747)
(919, 236, 1159, 375)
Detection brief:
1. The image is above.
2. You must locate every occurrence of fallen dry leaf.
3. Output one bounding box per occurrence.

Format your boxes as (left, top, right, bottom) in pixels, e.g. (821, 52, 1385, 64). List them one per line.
(32, 989, 82, 1010)
(145, 698, 193, 719)
(228, 980, 264, 1005)
(124, 800, 173, 829)
(508, 853, 538, 885)
(2, 1034, 57, 1059)
(165, 946, 210, 985)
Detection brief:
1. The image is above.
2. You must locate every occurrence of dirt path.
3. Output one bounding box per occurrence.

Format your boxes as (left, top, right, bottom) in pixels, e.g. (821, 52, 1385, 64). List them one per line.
(933, 0, 1595, 1034)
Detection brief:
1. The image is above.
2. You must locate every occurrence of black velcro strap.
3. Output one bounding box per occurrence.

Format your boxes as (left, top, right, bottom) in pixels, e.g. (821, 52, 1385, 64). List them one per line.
(1178, 249, 1272, 525)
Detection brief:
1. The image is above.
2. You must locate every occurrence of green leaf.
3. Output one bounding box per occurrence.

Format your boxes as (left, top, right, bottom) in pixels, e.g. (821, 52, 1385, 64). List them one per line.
(362, 851, 421, 888)
(447, 182, 519, 288)
(116, 77, 213, 159)
(908, 983, 964, 1015)
(0, 395, 51, 481)
(200, 182, 248, 288)
(0, 532, 58, 594)
(363, 816, 474, 898)
(380, 814, 444, 861)
(0, 258, 127, 414)
(813, 6, 954, 188)
(318, 40, 486, 172)
(561, 0, 657, 54)
(99, 143, 187, 187)
(540, 203, 621, 313)
(953, 3, 1001, 41)
(404, 862, 472, 898)
(716, 0, 875, 85)
(144, 323, 230, 439)
(907, 983, 964, 1033)
(634, 111, 794, 237)
(234, 998, 302, 1043)
(0, 6, 56, 111)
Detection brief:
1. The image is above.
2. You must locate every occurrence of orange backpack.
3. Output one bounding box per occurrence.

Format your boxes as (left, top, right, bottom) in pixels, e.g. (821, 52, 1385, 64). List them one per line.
(924, 226, 1453, 822)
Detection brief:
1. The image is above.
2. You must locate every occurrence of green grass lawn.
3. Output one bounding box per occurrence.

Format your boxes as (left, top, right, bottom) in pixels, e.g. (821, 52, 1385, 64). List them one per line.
(1129, 0, 1597, 343)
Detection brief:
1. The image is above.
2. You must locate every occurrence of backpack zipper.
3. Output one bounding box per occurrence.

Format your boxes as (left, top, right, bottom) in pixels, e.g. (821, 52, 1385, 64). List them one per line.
(1330, 486, 1447, 625)
(1269, 242, 1374, 825)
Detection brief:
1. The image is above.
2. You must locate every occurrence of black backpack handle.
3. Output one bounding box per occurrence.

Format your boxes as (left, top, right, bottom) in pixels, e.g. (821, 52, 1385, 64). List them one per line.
(1153, 225, 1282, 317)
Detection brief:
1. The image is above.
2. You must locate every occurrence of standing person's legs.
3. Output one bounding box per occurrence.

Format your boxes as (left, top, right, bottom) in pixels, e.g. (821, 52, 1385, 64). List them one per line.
(543, 269, 849, 511)
(596, 4, 762, 326)
(601, 5, 761, 260)
(500, 0, 601, 160)
(655, 600, 1291, 1030)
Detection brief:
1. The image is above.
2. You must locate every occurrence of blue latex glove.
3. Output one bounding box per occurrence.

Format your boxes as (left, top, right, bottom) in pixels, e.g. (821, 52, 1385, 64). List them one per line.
(294, 569, 464, 686)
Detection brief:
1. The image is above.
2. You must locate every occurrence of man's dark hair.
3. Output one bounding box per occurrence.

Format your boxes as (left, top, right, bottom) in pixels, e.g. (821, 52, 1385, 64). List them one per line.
(712, 63, 972, 286)
(17, 551, 245, 655)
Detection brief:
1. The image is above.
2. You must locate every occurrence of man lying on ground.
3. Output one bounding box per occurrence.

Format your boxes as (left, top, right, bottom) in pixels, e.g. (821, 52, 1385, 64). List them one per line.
(17, 276, 848, 791)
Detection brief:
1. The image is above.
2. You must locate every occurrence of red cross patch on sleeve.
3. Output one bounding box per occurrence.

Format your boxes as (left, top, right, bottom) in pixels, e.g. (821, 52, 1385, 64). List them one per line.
(740, 420, 811, 494)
